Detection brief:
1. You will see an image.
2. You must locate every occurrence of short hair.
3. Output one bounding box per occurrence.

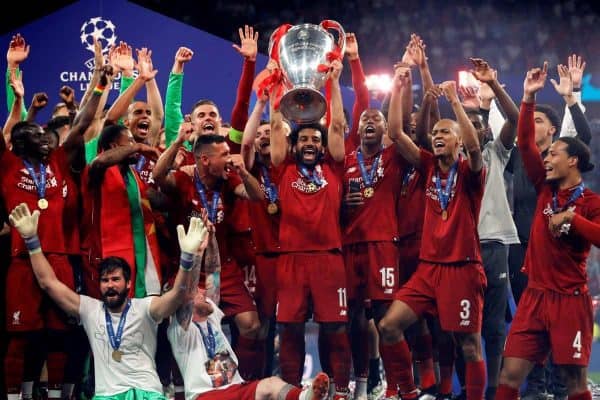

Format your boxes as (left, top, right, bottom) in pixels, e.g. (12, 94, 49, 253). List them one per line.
(190, 99, 219, 115)
(555, 137, 595, 173)
(98, 256, 131, 282)
(259, 120, 270, 126)
(535, 104, 560, 133)
(47, 116, 70, 132)
(290, 122, 328, 147)
(52, 102, 67, 115)
(465, 108, 488, 128)
(192, 133, 226, 156)
(11, 121, 41, 157)
(98, 124, 128, 152)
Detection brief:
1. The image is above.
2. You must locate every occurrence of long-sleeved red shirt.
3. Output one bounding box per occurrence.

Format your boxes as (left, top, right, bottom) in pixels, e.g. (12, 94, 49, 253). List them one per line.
(518, 101, 600, 294)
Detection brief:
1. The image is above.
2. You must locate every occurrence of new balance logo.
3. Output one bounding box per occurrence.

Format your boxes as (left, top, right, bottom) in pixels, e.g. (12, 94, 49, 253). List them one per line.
(12, 311, 21, 325)
(340, 309, 347, 316)
(573, 352, 581, 359)
(459, 320, 471, 327)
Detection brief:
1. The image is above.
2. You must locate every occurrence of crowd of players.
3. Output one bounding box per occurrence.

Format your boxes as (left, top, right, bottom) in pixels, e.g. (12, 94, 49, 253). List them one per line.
(0, 22, 599, 400)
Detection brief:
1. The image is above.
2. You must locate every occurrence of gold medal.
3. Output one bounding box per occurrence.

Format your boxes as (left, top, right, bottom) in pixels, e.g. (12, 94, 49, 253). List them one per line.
(267, 202, 278, 215)
(112, 350, 123, 362)
(363, 187, 375, 198)
(307, 182, 317, 192)
(442, 210, 448, 221)
(38, 198, 48, 210)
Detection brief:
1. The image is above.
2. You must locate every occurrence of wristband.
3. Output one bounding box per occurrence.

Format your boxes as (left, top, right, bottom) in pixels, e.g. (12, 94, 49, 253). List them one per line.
(180, 251, 194, 271)
(573, 87, 581, 93)
(24, 235, 42, 254)
(93, 84, 106, 96)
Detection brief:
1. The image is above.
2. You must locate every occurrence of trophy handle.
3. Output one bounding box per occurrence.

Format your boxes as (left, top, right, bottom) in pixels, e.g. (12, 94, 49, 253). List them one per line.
(268, 24, 292, 61)
(320, 20, 346, 55)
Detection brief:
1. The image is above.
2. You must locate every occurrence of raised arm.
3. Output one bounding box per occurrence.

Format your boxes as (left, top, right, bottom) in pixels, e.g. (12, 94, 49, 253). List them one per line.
(231, 153, 265, 201)
(80, 38, 104, 110)
(268, 61, 287, 167)
(559, 54, 586, 139)
(470, 58, 519, 149)
(519, 62, 548, 190)
(551, 61, 592, 145)
(6, 34, 29, 121)
(25, 93, 48, 123)
(345, 32, 370, 149)
(154, 118, 193, 191)
(105, 42, 156, 125)
(165, 47, 193, 148)
(9, 204, 80, 317)
(229, 25, 258, 146)
(3, 68, 25, 148)
(140, 48, 164, 147)
(150, 216, 209, 322)
(409, 34, 441, 125)
(327, 59, 345, 162)
(415, 87, 441, 152)
(388, 64, 421, 166)
(63, 65, 114, 173)
(241, 97, 268, 169)
(440, 80, 482, 172)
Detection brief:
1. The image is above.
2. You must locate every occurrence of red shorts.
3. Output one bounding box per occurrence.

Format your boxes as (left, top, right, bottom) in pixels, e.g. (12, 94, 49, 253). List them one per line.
(219, 258, 257, 318)
(394, 261, 486, 333)
(229, 233, 258, 296)
(81, 254, 102, 299)
(197, 380, 259, 400)
(276, 251, 348, 323)
(6, 254, 75, 331)
(397, 234, 421, 284)
(343, 241, 399, 303)
(504, 287, 592, 366)
(255, 254, 279, 318)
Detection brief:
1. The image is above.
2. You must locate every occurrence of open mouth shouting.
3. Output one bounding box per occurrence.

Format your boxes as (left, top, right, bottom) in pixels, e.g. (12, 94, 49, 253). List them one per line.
(136, 120, 150, 137)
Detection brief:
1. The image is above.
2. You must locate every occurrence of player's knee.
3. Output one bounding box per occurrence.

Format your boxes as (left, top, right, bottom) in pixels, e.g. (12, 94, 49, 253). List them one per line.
(558, 365, 587, 395)
(458, 333, 482, 362)
(378, 317, 401, 343)
(236, 313, 261, 337)
(499, 364, 524, 387)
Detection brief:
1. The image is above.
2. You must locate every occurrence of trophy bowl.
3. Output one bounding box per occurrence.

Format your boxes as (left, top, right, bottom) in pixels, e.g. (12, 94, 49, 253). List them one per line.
(272, 21, 345, 124)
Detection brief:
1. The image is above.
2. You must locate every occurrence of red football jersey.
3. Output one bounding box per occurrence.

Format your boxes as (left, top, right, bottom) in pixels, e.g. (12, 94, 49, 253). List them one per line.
(0, 148, 79, 256)
(397, 165, 427, 239)
(274, 156, 344, 252)
(418, 149, 485, 264)
(248, 162, 281, 254)
(342, 145, 404, 244)
(173, 169, 242, 260)
(518, 102, 600, 294)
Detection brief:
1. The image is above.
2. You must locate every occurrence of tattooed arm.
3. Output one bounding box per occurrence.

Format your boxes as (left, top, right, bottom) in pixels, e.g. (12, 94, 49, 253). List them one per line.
(174, 254, 203, 331)
(203, 232, 221, 305)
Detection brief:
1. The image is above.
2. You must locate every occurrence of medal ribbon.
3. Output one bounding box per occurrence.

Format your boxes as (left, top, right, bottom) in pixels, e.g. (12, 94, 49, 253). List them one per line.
(298, 165, 323, 188)
(23, 160, 47, 200)
(134, 155, 146, 172)
(195, 321, 217, 359)
(104, 299, 131, 352)
(402, 166, 415, 192)
(435, 160, 459, 213)
(552, 182, 584, 213)
(356, 148, 382, 191)
(261, 165, 278, 203)
(194, 169, 221, 224)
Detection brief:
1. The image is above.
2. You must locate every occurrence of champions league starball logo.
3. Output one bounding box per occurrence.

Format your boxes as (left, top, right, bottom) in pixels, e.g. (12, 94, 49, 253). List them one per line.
(60, 17, 121, 92)
(80, 17, 117, 54)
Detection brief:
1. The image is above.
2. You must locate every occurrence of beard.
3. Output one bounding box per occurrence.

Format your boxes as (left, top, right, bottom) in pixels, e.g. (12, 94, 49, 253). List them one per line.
(102, 287, 129, 310)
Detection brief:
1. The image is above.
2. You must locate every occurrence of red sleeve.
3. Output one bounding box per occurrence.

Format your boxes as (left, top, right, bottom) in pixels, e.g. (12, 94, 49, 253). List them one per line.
(346, 57, 370, 151)
(571, 199, 600, 247)
(418, 148, 435, 172)
(226, 170, 243, 190)
(517, 102, 545, 192)
(230, 59, 256, 132)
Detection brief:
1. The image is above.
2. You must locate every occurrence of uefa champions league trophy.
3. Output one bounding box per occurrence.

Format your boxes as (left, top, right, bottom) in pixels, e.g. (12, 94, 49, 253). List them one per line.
(269, 20, 346, 123)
